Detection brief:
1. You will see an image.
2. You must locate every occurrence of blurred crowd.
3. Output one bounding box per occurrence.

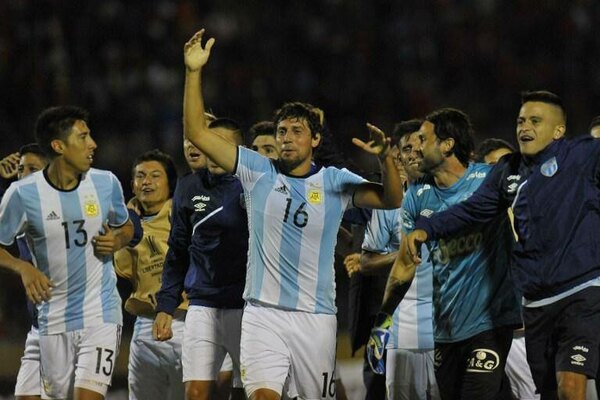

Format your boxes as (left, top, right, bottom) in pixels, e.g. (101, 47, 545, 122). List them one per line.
(1, 0, 599, 336)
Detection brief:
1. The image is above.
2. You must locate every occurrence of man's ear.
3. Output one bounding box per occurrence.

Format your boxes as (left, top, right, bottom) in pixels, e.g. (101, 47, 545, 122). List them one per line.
(553, 125, 566, 140)
(311, 132, 322, 149)
(50, 139, 65, 155)
(442, 137, 455, 157)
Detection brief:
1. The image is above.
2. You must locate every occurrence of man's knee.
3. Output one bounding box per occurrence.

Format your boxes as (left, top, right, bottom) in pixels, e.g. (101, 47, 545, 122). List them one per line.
(185, 380, 213, 400)
(250, 388, 280, 400)
(556, 371, 587, 400)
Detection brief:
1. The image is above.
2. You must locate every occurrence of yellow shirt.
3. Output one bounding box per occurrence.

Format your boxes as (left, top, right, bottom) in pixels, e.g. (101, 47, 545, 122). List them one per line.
(114, 199, 188, 317)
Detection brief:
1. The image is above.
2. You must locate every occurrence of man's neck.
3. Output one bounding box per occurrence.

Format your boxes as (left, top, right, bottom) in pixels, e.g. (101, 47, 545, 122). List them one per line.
(142, 201, 165, 216)
(46, 160, 81, 190)
(281, 158, 312, 177)
(432, 157, 467, 188)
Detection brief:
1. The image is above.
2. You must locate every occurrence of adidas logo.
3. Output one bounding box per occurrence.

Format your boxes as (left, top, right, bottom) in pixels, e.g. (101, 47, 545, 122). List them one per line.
(274, 184, 288, 194)
(46, 211, 60, 221)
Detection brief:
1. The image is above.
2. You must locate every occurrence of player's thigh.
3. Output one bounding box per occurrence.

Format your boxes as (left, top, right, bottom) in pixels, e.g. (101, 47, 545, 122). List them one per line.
(39, 332, 76, 399)
(386, 348, 439, 400)
(74, 323, 122, 397)
(240, 304, 292, 398)
(555, 288, 600, 380)
(460, 327, 513, 400)
(287, 312, 337, 400)
(15, 327, 42, 397)
(183, 306, 227, 382)
(433, 341, 464, 400)
(128, 338, 171, 400)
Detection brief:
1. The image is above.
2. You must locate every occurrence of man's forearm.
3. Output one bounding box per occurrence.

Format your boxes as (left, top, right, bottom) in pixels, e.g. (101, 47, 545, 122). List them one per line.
(379, 153, 403, 208)
(113, 221, 135, 252)
(381, 274, 414, 315)
(360, 251, 397, 275)
(0, 246, 28, 275)
(183, 69, 208, 144)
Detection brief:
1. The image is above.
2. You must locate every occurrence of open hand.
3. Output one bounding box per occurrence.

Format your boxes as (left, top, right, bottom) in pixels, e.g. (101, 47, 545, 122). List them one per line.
(184, 29, 215, 72)
(352, 123, 391, 159)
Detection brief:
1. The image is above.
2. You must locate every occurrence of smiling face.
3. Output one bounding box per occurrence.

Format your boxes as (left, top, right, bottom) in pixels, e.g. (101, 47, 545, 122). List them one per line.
(133, 160, 170, 214)
(54, 120, 97, 174)
(516, 101, 565, 156)
(276, 117, 320, 175)
(398, 132, 424, 182)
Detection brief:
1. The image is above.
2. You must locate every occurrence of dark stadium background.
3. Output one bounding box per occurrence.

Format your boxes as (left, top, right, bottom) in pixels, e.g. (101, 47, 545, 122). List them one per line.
(1, 0, 599, 396)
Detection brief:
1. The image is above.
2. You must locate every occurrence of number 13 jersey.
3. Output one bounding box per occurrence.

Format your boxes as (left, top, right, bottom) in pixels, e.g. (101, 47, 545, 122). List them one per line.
(236, 147, 365, 314)
(0, 168, 129, 334)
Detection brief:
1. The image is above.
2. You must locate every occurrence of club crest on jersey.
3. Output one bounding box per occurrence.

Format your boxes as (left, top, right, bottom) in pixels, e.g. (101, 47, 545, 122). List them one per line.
(540, 156, 558, 177)
(84, 196, 99, 217)
(307, 189, 322, 204)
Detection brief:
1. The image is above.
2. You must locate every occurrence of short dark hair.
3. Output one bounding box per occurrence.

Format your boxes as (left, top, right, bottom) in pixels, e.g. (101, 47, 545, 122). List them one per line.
(34, 106, 90, 158)
(391, 119, 423, 147)
(475, 138, 515, 162)
(425, 108, 475, 167)
(249, 121, 276, 144)
(132, 149, 178, 197)
(19, 143, 49, 162)
(521, 90, 567, 123)
(273, 102, 323, 139)
(208, 117, 244, 145)
(590, 115, 600, 131)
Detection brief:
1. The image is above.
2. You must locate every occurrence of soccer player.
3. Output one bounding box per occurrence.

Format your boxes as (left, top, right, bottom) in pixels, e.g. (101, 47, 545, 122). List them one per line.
(404, 91, 600, 400)
(474, 138, 515, 165)
(590, 116, 600, 138)
(249, 121, 279, 159)
(154, 118, 249, 400)
(371, 108, 521, 400)
(356, 120, 439, 400)
(181, 29, 403, 400)
(0, 106, 134, 400)
(113, 149, 183, 400)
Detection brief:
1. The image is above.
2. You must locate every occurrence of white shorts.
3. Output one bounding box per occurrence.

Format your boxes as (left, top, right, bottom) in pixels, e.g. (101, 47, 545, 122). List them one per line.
(15, 326, 42, 397)
(506, 332, 540, 400)
(240, 303, 337, 400)
(221, 353, 233, 372)
(182, 305, 243, 387)
(39, 323, 121, 399)
(128, 315, 185, 400)
(385, 348, 440, 400)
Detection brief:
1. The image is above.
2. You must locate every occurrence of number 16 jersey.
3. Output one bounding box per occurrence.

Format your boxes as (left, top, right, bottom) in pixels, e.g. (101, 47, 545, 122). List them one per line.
(0, 168, 129, 335)
(235, 147, 365, 314)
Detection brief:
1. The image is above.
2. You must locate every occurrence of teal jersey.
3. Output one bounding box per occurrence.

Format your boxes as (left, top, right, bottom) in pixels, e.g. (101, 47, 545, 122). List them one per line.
(402, 163, 520, 342)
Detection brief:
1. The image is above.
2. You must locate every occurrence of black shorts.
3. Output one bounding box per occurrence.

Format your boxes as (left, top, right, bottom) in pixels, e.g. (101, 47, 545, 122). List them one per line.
(434, 327, 513, 400)
(523, 286, 600, 394)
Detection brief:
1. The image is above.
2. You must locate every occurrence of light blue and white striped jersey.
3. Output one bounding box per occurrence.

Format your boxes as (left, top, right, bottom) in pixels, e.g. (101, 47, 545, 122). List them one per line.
(236, 147, 365, 314)
(362, 208, 434, 350)
(0, 168, 129, 335)
(402, 163, 521, 343)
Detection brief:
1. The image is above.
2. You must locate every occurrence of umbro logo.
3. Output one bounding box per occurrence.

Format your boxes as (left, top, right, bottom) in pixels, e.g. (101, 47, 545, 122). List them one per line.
(274, 184, 288, 194)
(420, 209, 434, 218)
(46, 211, 60, 221)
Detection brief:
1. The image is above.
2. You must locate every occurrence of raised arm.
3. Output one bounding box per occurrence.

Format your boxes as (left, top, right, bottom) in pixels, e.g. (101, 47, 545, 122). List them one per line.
(352, 123, 403, 209)
(183, 29, 237, 173)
